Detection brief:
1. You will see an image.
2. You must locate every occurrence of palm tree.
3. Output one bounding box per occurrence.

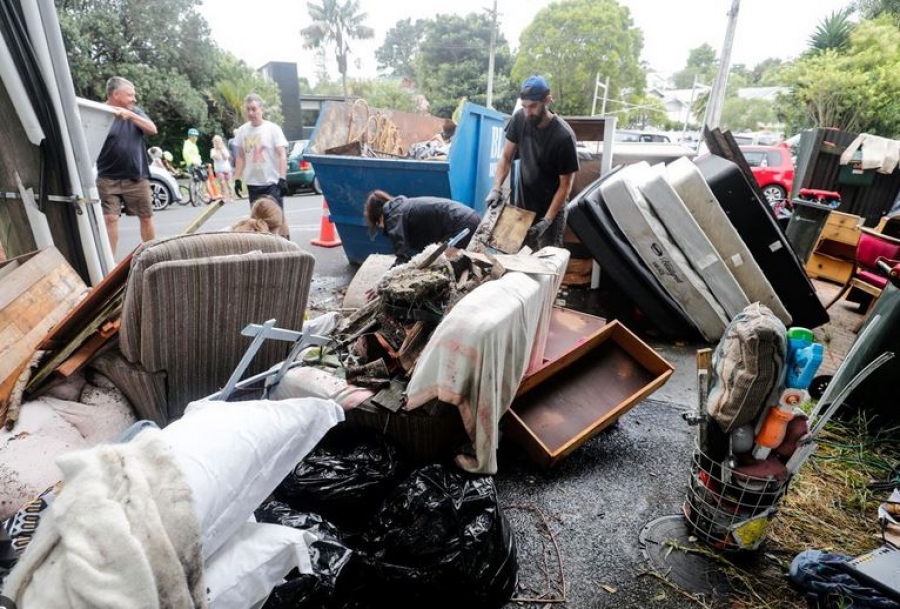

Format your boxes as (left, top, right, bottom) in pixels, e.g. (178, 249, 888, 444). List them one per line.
(809, 8, 855, 53)
(301, 0, 374, 96)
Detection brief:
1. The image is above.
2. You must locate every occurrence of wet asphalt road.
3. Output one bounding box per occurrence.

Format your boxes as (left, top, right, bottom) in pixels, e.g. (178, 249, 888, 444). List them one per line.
(116, 191, 357, 315)
(120, 199, 714, 607)
(496, 340, 708, 608)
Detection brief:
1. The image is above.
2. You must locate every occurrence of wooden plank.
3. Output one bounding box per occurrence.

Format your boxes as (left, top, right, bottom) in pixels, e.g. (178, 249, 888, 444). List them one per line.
(55, 319, 121, 378)
(0, 259, 20, 283)
(489, 205, 535, 254)
(0, 249, 87, 388)
(38, 249, 132, 349)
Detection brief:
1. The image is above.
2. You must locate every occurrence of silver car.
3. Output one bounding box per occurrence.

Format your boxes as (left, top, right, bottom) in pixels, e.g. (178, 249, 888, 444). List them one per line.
(148, 164, 182, 210)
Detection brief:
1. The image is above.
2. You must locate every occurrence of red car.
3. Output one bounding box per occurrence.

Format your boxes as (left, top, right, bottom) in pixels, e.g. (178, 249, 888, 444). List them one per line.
(739, 145, 795, 203)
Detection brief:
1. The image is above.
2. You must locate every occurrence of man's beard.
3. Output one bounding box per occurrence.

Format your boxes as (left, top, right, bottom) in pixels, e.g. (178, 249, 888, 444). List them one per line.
(526, 107, 546, 126)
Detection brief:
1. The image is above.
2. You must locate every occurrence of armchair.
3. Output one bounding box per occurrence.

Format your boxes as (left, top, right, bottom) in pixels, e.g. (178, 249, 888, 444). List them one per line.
(110, 232, 315, 424)
(824, 227, 900, 319)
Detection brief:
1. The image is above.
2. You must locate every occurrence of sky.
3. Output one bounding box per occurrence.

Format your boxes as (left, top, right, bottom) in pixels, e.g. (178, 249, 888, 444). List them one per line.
(198, 0, 854, 84)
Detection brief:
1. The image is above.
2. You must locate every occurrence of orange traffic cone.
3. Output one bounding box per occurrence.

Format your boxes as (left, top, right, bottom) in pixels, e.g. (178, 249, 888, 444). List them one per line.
(311, 199, 342, 247)
(205, 164, 221, 200)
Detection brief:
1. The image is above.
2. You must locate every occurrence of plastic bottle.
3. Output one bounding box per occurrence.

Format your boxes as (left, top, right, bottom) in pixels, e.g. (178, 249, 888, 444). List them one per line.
(752, 388, 805, 460)
(787, 343, 824, 390)
(786, 327, 814, 363)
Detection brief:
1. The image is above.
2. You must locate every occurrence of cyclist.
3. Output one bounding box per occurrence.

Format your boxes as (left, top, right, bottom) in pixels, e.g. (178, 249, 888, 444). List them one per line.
(182, 127, 210, 203)
(182, 127, 203, 169)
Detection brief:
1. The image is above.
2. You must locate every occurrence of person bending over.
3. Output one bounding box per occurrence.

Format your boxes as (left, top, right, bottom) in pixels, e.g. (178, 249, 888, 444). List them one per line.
(364, 189, 480, 265)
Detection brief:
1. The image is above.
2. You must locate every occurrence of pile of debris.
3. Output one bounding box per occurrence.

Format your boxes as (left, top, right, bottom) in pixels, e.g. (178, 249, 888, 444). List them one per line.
(331, 245, 506, 397)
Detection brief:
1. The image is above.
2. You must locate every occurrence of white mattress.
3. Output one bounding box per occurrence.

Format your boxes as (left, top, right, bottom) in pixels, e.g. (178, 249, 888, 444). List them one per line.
(600, 163, 729, 342)
(635, 163, 750, 319)
(665, 158, 791, 325)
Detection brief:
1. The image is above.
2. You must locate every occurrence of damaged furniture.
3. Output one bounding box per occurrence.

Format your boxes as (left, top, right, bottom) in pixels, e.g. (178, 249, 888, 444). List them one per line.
(824, 227, 900, 321)
(111, 232, 315, 424)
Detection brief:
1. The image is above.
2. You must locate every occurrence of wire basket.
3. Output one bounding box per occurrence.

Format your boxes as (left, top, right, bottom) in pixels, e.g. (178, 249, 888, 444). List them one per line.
(683, 441, 791, 551)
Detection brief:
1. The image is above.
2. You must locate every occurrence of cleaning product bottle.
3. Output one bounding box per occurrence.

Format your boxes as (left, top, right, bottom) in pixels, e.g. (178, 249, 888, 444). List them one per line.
(785, 327, 824, 390)
(752, 388, 805, 460)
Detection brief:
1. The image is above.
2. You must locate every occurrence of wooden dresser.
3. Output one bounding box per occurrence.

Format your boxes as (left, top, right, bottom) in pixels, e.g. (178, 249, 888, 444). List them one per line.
(804, 210, 863, 284)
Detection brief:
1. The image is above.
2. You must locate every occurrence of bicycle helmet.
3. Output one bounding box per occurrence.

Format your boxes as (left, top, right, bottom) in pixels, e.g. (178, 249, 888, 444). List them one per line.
(187, 127, 200, 136)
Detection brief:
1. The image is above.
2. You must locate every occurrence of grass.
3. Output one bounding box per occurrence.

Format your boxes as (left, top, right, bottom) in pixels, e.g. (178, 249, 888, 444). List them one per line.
(705, 416, 900, 608)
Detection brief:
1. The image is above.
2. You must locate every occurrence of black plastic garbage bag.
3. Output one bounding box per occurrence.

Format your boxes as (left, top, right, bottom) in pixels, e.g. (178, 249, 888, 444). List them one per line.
(256, 501, 356, 609)
(274, 427, 402, 532)
(345, 463, 518, 609)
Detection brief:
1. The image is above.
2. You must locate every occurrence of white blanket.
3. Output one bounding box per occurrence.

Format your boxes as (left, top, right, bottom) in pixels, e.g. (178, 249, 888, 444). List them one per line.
(2, 429, 206, 608)
(406, 269, 548, 474)
(840, 133, 900, 174)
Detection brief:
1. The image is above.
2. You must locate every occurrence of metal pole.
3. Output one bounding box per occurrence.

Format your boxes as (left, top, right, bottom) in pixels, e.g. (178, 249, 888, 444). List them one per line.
(706, 0, 740, 129)
(591, 73, 600, 116)
(682, 77, 699, 141)
(600, 76, 609, 115)
(485, 0, 498, 108)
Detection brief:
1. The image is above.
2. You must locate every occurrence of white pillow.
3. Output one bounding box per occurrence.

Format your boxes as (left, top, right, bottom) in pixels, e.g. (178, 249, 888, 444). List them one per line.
(205, 521, 315, 609)
(161, 397, 344, 560)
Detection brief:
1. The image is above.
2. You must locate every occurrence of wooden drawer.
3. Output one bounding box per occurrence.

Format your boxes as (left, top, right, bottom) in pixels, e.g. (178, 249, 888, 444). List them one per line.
(820, 211, 862, 245)
(805, 251, 853, 284)
(816, 238, 856, 261)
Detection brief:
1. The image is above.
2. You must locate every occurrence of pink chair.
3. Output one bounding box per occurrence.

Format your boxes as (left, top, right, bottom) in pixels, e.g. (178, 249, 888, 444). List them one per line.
(824, 227, 900, 318)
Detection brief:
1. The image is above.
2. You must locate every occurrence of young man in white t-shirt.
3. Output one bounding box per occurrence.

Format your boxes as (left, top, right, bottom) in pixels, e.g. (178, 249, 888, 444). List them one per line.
(233, 93, 289, 210)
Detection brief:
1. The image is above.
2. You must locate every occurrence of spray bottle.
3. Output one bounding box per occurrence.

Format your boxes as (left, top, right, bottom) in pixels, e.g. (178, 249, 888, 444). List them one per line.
(752, 388, 805, 460)
(785, 327, 824, 390)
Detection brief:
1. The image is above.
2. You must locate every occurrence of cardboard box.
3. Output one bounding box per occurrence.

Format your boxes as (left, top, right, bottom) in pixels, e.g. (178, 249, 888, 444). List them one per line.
(505, 310, 674, 468)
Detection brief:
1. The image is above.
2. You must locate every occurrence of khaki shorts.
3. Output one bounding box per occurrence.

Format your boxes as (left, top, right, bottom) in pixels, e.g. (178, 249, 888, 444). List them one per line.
(97, 177, 153, 218)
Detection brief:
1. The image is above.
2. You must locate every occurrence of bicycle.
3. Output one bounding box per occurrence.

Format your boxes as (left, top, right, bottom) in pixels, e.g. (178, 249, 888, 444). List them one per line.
(178, 165, 211, 207)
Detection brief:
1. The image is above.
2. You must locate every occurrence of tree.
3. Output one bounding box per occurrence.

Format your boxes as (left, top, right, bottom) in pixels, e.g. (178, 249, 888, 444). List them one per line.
(808, 8, 856, 53)
(513, 0, 644, 116)
(854, 0, 900, 19)
(622, 94, 668, 130)
(778, 17, 900, 136)
(750, 58, 789, 86)
(350, 79, 419, 113)
(301, 0, 374, 96)
(416, 13, 516, 116)
(209, 52, 283, 138)
(673, 44, 718, 89)
(56, 0, 217, 153)
(376, 18, 427, 78)
(720, 97, 776, 131)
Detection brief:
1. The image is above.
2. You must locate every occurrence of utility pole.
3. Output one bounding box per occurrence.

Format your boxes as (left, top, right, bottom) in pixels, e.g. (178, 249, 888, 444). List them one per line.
(485, 0, 498, 108)
(705, 0, 740, 129)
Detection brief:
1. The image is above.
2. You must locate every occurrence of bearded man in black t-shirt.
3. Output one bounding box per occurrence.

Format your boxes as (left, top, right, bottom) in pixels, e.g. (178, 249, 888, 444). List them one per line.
(485, 75, 579, 250)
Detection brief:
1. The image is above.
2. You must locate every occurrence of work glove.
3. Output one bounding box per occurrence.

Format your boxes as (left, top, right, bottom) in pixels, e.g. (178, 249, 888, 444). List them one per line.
(278, 177, 289, 196)
(525, 218, 552, 245)
(485, 187, 504, 209)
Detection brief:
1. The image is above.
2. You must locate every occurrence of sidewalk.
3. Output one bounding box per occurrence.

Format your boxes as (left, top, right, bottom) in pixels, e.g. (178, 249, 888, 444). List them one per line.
(809, 277, 861, 376)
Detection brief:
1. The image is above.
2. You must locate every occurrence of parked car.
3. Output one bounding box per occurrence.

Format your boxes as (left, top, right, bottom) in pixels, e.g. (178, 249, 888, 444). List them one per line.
(613, 130, 671, 143)
(148, 164, 182, 210)
(739, 145, 795, 203)
(286, 140, 321, 195)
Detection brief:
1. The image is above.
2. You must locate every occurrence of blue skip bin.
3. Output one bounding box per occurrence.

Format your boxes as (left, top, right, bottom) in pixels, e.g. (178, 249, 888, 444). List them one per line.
(306, 101, 508, 264)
